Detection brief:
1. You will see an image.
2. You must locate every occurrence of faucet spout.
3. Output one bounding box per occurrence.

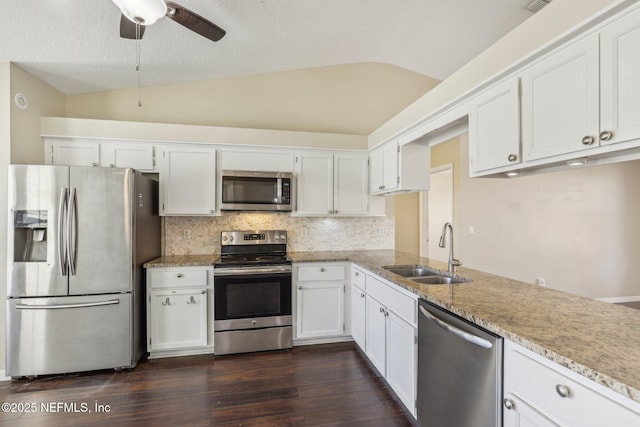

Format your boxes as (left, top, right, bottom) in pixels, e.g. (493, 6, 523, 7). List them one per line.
(438, 222, 461, 274)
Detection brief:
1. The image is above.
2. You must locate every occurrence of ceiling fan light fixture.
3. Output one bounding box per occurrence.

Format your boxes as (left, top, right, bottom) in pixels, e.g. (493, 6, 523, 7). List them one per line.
(112, 0, 167, 25)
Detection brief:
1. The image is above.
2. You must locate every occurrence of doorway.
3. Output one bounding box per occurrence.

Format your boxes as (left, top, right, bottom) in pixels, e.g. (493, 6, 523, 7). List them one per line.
(421, 164, 453, 261)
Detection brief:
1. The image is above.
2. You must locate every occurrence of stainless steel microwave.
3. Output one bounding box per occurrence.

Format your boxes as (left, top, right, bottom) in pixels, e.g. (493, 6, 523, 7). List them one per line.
(220, 170, 295, 212)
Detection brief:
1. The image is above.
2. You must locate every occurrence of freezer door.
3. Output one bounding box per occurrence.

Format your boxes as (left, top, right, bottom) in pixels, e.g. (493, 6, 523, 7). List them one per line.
(7, 165, 69, 297)
(5, 294, 133, 377)
(68, 167, 133, 295)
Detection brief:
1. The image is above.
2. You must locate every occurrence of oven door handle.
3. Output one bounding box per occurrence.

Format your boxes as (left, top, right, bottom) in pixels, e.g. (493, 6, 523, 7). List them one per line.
(214, 266, 292, 276)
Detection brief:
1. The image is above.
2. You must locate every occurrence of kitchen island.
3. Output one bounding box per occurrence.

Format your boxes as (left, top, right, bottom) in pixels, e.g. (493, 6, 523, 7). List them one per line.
(146, 249, 640, 405)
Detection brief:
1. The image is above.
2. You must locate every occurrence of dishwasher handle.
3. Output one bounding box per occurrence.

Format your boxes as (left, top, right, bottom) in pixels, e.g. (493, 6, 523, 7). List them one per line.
(419, 305, 493, 349)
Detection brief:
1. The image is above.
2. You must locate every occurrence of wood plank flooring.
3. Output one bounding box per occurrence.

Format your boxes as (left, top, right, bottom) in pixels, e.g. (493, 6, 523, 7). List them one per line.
(0, 342, 416, 426)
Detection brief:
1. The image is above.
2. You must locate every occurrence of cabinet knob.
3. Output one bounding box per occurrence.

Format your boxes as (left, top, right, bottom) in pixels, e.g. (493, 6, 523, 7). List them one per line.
(177, 273, 184, 278)
(507, 154, 517, 162)
(334, 210, 338, 214)
(503, 398, 515, 410)
(92, 162, 99, 167)
(298, 285, 302, 290)
(110, 163, 116, 168)
(599, 130, 613, 141)
(555, 384, 571, 398)
(201, 290, 206, 294)
(581, 135, 595, 145)
(355, 272, 359, 276)
(360, 293, 365, 298)
(320, 267, 326, 272)
(379, 307, 384, 313)
(379, 185, 386, 190)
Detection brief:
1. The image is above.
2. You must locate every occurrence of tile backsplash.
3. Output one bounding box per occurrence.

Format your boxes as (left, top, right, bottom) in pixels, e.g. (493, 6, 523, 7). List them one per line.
(163, 213, 394, 255)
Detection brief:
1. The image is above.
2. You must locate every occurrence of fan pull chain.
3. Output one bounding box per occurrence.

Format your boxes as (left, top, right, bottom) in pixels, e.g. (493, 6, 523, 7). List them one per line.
(135, 22, 142, 107)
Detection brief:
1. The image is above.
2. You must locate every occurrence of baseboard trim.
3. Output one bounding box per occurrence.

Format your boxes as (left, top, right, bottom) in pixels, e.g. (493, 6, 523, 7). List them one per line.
(0, 370, 10, 382)
(597, 295, 640, 304)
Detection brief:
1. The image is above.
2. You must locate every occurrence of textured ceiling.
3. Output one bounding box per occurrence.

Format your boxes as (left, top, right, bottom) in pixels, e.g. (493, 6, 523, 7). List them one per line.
(2, 0, 535, 95)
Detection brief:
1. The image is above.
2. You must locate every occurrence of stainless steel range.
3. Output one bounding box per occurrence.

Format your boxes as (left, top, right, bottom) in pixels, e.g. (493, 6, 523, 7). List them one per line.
(213, 230, 292, 355)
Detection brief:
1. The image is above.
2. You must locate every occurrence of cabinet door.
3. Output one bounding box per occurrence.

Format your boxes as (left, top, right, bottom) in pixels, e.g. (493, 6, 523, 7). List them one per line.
(469, 78, 521, 173)
(333, 153, 368, 215)
(386, 310, 417, 416)
(350, 283, 366, 351)
(369, 148, 384, 194)
(100, 142, 155, 172)
(521, 34, 600, 161)
(159, 146, 216, 215)
(50, 140, 100, 167)
(296, 281, 344, 339)
(294, 152, 333, 215)
(150, 288, 207, 351)
(382, 142, 399, 191)
(503, 393, 561, 427)
(365, 295, 386, 376)
(600, 6, 640, 146)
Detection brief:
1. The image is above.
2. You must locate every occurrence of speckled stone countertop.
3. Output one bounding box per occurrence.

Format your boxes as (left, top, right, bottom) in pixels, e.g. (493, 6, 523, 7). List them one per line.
(144, 254, 218, 267)
(144, 250, 640, 404)
(289, 250, 640, 404)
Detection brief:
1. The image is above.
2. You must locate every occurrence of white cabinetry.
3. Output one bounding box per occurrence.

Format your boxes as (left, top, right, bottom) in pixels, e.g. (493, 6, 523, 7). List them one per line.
(158, 145, 216, 216)
(46, 139, 100, 167)
(469, 78, 521, 174)
(521, 33, 600, 161)
(350, 266, 366, 351)
(45, 138, 157, 171)
(503, 340, 640, 427)
(294, 263, 346, 340)
(361, 270, 418, 417)
(146, 266, 214, 358)
(370, 141, 430, 195)
(600, 6, 640, 146)
(294, 151, 370, 216)
(100, 142, 155, 171)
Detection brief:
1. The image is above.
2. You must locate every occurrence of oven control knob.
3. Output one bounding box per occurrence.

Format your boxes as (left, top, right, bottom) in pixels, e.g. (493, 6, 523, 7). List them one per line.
(279, 234, 286, 240)
(222, 236, 228, 242)
(251, 320, 257, 326)
(229, 236, 234, 242)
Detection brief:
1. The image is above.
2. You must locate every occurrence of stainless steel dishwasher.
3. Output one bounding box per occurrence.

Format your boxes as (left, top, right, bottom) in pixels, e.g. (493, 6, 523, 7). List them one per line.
(417, 299, 503, 427)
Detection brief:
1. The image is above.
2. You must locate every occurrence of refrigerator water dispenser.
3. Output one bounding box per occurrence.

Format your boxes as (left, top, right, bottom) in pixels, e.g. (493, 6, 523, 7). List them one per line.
(13, 210, 48, 262)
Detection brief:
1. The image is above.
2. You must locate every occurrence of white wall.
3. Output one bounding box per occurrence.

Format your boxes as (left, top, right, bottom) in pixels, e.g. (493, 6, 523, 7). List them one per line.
(431, 136, 640, 299)
(0, 62, 11, 378)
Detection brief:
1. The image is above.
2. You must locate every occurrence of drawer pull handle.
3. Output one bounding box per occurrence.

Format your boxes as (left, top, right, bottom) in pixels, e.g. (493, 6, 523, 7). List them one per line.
(187, 296, 197, 304)
(162, 297, 171, 306)
(177, 273, 184, 278)
(581, 135, 595, 145)
(555, 384, 571, 398)
(503, 398, 515, 410)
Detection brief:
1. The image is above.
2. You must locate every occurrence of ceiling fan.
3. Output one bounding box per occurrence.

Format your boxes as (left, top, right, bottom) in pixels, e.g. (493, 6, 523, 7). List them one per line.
(112, 0, 226, 42)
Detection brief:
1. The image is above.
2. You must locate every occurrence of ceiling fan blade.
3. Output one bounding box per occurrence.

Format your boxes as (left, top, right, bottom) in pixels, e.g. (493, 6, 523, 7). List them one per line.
(120, 14, 146, 39)
(165, 2, 226, 42)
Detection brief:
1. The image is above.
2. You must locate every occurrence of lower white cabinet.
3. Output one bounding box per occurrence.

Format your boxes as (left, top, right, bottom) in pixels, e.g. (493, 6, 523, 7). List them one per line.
(504, 340, 640, 426)
(294, 263, 347, 341)
(149, 288, 207, 351)
(358, 267, 418, 418)
(146, 266, 214, 358)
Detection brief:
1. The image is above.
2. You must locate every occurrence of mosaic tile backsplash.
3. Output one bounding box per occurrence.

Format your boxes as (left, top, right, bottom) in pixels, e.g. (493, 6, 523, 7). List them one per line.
(163, 213, 394, 255)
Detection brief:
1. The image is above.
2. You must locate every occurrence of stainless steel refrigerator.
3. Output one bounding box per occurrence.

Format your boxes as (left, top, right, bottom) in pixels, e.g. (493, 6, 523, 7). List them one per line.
(6, 165, 160, 377)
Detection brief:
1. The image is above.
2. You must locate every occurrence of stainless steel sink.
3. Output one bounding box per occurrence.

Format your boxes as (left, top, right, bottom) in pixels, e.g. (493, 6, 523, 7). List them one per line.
(383, 266, 440, 278)
(411, 276, 464, 285)
(383, 265, 469, 285)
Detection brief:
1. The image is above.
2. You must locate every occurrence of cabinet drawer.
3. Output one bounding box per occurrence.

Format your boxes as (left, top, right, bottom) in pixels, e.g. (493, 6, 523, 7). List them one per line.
(505, 342, 640, 426)
(365, 274, 416, 324)
(297, 264, 345, 282)
(351, 266, 366, 289)
(149, 268, 209, 288)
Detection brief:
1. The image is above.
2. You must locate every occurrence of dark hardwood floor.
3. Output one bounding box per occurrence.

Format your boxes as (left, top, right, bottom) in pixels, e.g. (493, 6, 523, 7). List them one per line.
(0, 342, 416, 426)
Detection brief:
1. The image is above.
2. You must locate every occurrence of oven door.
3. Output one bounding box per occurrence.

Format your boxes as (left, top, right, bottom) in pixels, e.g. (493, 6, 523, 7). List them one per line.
(214, 266, 292, 327)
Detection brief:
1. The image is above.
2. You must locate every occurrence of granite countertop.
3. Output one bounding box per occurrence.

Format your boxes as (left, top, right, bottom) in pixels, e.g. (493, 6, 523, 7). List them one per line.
(144, 250, 640, 404)
(144, 254, 218, 267)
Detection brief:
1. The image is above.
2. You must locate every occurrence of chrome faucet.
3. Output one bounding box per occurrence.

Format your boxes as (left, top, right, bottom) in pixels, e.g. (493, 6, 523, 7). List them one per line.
(438, 222, 461, 274)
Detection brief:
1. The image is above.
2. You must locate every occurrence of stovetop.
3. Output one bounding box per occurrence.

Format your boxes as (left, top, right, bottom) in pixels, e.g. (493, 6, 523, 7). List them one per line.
(215, 253, 291, 268)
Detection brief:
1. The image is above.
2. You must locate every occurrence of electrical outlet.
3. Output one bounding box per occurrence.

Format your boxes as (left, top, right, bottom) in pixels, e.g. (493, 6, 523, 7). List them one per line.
(535, 277, 546, 287)
(183, 229, 191, 239)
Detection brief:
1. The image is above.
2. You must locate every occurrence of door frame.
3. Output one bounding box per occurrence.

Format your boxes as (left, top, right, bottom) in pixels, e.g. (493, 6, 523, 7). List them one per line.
(420, 163, 454, 258)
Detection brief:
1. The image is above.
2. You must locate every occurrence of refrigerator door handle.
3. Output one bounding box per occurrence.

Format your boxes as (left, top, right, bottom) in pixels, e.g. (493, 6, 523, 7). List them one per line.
(67, 187, 78, 276)
(16, 299, 120, 310)
(58, 187, 69, 276)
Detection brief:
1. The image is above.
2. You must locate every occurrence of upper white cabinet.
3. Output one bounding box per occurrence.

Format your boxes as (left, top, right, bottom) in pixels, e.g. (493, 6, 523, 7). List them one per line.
(158, 145, 216, 216)
(370, 141, 430, 195)
(100, 142, 155, 172)
(46, 139, 100, 167)
(521, 33, 600, 161)
(294, 150, 370, 216)
(469, 78, 521, 173)
(600, 6, 640, 146)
